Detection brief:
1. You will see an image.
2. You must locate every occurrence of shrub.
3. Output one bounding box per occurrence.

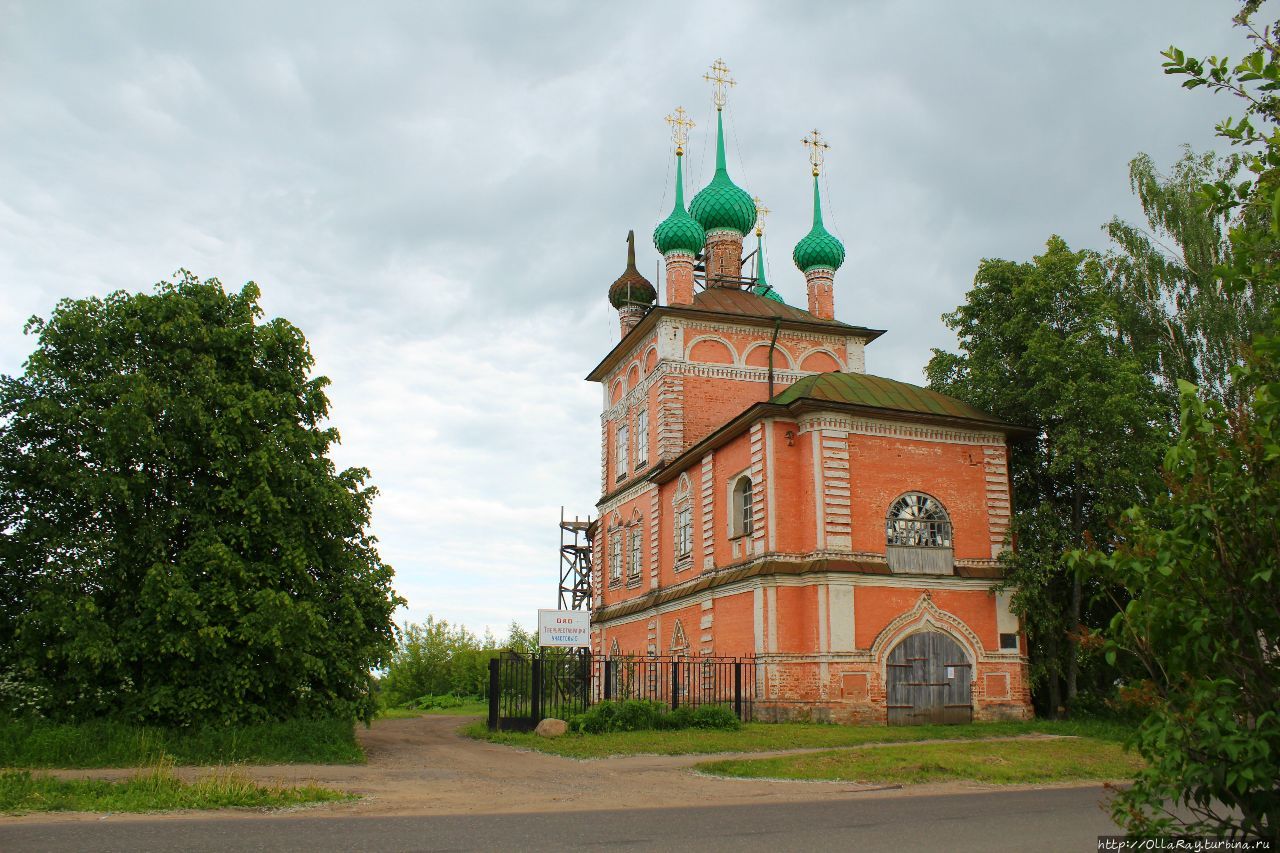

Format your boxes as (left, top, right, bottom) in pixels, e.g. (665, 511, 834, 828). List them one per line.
(568, 701, 740, 734)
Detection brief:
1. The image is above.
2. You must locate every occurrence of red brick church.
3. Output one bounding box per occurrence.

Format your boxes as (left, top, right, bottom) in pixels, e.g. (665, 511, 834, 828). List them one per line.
(586, 62, 1032, 724)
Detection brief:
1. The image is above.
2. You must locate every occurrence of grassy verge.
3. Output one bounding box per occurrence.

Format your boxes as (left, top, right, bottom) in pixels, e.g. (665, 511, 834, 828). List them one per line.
(695, 737, 1143, 785)
(464, 718, 1132, 760)
(0, 718, 364, 769)
(0, 765, 352, 815)
(378, 700, 489, 719)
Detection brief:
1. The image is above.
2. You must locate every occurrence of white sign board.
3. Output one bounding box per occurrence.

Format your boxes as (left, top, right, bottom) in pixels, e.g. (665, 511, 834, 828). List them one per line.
(538, 609, 590, 648)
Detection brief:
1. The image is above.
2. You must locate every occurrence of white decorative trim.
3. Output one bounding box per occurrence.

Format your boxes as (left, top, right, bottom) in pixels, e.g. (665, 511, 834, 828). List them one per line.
(796, 412, 1004, 447)
(821, 429, 852, 550)
(984, 445, 1012, 558)
(596, 480, 657, 518)
(700, 453, 715, 570)
(743, 341, 796, 370)
(592, 565, 1006, 631)
(685, 334, 740, 366)
(797, 345, 845, 371)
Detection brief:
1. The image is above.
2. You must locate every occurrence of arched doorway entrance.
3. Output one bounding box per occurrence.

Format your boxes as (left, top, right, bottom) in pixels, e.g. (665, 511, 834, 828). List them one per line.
(886, 630, 973, 725)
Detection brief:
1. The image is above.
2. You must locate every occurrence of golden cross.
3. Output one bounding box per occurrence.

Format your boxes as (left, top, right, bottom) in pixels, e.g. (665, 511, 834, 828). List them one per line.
(753, 196, 770, 236)
(703, 58, 736, 110)
(802, 128, 831, 176)
(665, 106, 695, 155)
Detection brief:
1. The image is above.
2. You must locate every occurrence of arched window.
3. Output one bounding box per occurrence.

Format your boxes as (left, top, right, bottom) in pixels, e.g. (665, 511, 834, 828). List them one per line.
(886, 492, 953, 548)
(673, 475, 693, 567)
(731, 476, 753, 538)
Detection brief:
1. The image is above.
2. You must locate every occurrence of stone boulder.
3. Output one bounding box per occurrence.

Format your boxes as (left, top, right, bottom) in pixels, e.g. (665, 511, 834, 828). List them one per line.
(534, 718, 568, 738)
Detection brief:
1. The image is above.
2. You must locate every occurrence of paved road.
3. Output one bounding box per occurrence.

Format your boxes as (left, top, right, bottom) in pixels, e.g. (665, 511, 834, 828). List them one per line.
(0, 785, 1119, 852)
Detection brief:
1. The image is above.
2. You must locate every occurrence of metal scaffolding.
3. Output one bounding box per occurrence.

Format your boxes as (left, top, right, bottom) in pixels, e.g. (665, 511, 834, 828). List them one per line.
(558, 507, 593, 611)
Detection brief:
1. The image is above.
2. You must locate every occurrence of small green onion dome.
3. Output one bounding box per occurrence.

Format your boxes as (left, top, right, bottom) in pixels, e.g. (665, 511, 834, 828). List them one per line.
(750, 232, 786, 303)
(653, 154, 705, 256)
(689, 110, 757, 236)
(609, 231, 657, 308)
(792, 175, 846, 273)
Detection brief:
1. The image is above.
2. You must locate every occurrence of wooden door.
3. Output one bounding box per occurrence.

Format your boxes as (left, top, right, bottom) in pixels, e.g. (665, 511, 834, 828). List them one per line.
(886, 631, 973, 725)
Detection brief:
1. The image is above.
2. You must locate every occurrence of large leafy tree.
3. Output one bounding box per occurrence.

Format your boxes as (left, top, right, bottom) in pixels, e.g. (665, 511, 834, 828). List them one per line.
(0, 272, 402, 725)
(926, 237, 1168, 714)
(1104, 146, 1278, 406)
(1074, 1, 1280, 839)
(1079, 330, 1280, 841)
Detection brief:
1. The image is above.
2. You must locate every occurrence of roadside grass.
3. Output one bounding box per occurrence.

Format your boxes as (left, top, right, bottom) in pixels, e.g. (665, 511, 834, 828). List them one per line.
(0, 763, 352, 815)
(695, 737, 1143, 785)
(464, 718, 1133, 760)
(379, 700, 489, 719)
(0, 717, 364, 769)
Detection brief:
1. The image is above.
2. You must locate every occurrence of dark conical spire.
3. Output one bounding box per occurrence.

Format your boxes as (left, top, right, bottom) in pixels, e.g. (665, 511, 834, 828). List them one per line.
(609, 230, 657, 308)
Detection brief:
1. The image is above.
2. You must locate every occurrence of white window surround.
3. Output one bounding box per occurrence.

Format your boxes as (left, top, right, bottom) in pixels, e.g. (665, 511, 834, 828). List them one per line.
(609, 531, 623, 585)
(636, 408, 649, 467)
(627, 526, 642, 579)
(673, 474, 693, 569)
(616, 422, 629, 482)
(727, 471, 754, 539)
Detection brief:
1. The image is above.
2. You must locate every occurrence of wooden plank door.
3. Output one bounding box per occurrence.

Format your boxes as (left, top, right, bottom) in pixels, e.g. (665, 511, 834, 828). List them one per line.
(886, 631, 973, 725)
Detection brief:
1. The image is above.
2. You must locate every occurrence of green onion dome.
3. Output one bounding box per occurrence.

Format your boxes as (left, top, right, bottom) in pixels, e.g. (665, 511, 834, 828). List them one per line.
(653, 154, 705, 256)
(689, 110, 757, 236)
(609, 231, 657, 308)
(750, 232, 786, 303)
(792, 175, 845, 273)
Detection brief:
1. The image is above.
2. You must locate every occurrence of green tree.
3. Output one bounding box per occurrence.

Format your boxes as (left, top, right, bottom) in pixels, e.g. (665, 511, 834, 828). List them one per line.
(1072, 2, 1280, 839)
(1076, 326, 1280, 841)
(1104, 146, 1278, 406)
(0, 272, 402, 726)
(926, 237, 1168, 714)
(380, 618, 537, 707)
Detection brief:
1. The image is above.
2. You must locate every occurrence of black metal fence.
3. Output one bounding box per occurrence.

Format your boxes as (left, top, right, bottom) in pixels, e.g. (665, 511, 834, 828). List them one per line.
(488, 650, 754, 731)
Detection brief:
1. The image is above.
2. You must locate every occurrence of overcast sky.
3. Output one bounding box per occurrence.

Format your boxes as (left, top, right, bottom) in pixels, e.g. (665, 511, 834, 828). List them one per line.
(0, 1, 1243, 637)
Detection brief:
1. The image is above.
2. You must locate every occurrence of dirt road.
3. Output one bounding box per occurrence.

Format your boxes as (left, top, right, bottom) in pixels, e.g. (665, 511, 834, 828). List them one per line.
(7, 715, 1112, 825)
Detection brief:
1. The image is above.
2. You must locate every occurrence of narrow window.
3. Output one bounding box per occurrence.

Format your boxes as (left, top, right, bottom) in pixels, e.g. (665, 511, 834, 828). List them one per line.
(616, 422, 629, 481)
(636, 409, 649, 467)
(731, 476, 753, 538)
(1000, 633, 1019, 651)
(677, 506, 692, 558)
(609, 533, 623, 584)
(628, 527, 642, 578)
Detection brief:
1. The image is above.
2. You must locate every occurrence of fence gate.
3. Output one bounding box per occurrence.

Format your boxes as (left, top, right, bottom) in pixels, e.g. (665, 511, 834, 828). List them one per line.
(886, 631, 973, 725)
(488, 652, 754, 731)
(488, 649, 590, 732)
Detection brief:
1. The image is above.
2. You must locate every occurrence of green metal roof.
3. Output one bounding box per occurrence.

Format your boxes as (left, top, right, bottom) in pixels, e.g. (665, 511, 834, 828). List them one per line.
(771, 372, 1005, 424)
(792, 175, 846, 273)
(653, 153, 706, 257)
(689, 110, 756, 236)
(750, 232, 786, 303)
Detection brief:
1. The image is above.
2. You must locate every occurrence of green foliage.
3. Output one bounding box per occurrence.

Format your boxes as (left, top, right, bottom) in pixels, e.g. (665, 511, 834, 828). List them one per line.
(1103, 147, 1277, 408)
(0, 764, 350, 814)
(926, 237, 1169, 713)
(1074, 5, 1280, 841)
(379, 617, 535, 707)
(1075, 320, 1280, 841)
(567, 700, 740, 734)
(0, 716, 363, 768)
(0, 271, 402, 726)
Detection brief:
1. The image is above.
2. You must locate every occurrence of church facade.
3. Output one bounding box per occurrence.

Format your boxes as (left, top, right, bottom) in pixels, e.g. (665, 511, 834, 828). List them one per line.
(586, 65, 1032, 724)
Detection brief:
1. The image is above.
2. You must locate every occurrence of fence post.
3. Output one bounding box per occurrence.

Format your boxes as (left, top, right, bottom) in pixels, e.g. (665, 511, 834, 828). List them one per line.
(488, 657, 500, 731)
(734, 660, 743, 720)
(604, 658, 613, 702)
(531, 652, 543, 724)
(671, 659, 680, 711)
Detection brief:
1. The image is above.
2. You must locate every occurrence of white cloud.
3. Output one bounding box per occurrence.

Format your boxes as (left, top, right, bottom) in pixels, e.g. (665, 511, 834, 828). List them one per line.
(0, 0, 1241, 635)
